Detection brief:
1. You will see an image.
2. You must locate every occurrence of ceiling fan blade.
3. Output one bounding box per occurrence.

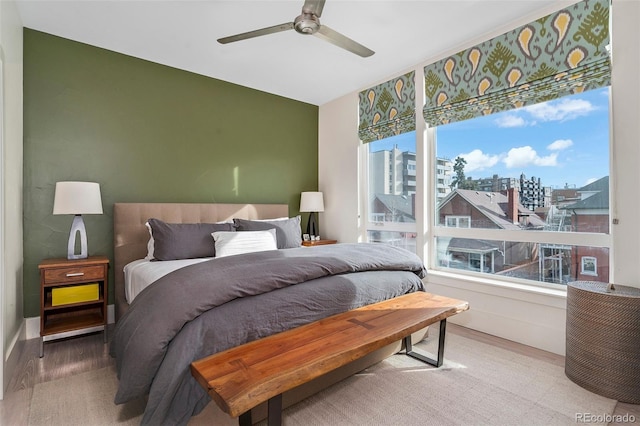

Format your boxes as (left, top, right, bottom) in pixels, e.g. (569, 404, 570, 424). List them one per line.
(314, 25, 374, 58)
(302, 0, 326, 17)
(218, 22, 294, 44)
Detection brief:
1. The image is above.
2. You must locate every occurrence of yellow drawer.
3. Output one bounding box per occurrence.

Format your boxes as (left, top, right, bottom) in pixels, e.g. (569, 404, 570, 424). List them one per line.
(52, 283, 99, 306)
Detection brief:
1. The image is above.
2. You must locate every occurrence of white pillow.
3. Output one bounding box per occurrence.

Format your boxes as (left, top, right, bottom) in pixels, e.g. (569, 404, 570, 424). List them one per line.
(212, 229, 277, 258)
(144, 221, 154, 260)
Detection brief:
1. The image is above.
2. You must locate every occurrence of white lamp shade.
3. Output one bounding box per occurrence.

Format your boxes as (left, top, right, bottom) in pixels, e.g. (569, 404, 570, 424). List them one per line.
(300, 191, 324, 212)
(53, 181, 103, 215)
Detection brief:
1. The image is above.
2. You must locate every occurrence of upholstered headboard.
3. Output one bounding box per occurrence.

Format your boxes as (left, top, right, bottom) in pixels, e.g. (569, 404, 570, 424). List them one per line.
(113, 202, 289, 321)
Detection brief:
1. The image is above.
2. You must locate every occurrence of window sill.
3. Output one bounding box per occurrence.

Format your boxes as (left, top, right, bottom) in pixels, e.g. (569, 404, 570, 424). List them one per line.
(425, 269, 567, 309)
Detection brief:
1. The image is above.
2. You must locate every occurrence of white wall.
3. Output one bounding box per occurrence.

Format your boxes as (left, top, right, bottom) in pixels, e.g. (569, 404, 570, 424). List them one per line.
(318, 93, 361, 243)
(0, 0, 23, 399)
(319, 1, 640, 356)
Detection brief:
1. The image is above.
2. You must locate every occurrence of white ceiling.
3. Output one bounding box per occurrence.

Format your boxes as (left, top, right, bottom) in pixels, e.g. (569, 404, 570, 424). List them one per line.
(16, 0, 572, 106)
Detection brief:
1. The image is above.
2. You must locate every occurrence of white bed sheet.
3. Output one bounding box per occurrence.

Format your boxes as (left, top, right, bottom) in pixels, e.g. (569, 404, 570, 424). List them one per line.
(124, 258, 212, 303)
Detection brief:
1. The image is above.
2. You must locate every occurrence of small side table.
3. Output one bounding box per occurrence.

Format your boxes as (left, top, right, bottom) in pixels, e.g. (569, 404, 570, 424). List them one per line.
(565, 281, 640, 403)
(38, 256, 109, 357)
(302, 239, 337, 247)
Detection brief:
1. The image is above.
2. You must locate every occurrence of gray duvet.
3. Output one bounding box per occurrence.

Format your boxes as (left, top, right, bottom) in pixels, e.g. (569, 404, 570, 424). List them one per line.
(110, 243, 426, 425)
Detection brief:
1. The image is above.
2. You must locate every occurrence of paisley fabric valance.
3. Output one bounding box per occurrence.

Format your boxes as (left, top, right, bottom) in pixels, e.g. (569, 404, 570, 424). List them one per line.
(422, 0, 610, 127)
(358, 71, 415, 143)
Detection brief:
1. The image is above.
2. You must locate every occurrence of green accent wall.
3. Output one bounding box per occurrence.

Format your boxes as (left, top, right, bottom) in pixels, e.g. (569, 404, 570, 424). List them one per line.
(23, 29, 319, 318)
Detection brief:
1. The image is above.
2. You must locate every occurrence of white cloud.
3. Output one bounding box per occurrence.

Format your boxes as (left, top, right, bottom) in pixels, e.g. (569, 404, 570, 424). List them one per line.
(503, 146, 558, 168)
(524, 98, 595, 122)
(459, 149, 500, 172)
(547, 139, 573, 151)
(495, 114, 527, 128)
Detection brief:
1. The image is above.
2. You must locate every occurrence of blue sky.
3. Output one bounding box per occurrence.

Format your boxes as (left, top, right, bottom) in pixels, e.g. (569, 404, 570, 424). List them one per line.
(373, 87, 610, 189)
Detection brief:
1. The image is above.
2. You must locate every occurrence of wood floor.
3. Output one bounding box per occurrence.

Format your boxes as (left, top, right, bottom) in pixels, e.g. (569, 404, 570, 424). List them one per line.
(1, 324, 638, 425)
(0, 326, 115, 426)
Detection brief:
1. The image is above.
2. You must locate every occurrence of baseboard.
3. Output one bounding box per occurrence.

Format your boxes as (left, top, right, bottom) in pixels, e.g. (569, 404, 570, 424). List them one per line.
(25, 304, 115, 340)
(4, 320, 25, 363)
(25, 316, 39, 340)
(3, 319, 26, 399)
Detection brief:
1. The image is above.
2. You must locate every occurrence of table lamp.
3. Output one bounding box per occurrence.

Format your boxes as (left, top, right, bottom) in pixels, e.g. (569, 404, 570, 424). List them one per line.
(300, 191, 324, 238)
(53, 181, 103, 259)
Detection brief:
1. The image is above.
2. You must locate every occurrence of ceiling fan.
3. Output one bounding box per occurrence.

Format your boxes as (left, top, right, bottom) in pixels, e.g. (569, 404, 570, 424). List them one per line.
(217, 0, 375, 58)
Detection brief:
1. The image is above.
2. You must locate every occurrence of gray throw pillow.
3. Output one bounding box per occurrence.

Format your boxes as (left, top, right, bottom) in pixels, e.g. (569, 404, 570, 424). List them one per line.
(147, 218, 235, 260)
(233, 216, 302, 249)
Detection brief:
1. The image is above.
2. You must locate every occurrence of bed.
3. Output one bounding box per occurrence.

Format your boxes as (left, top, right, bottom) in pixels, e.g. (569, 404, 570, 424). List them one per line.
(111, 202, 427, 425)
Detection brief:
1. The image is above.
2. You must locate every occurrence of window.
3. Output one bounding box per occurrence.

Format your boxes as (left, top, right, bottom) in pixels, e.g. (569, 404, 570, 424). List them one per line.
(581, 256, 598, 276)
(358, 0, 611, 288)
(433, 90, 611, 287)
(365, 131, 417, 253)
(445, 216, 470, 228)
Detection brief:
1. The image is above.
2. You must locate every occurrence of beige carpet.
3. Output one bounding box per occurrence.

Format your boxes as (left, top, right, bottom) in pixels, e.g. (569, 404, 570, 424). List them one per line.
(28, 333, 616, 426)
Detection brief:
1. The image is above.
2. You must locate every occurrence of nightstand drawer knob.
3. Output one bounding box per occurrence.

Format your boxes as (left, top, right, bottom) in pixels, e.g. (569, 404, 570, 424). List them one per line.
(65, 272, 85, 277)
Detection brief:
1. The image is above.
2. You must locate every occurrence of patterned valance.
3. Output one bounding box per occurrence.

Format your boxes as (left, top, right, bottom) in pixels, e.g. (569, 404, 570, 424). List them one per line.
(358, 71, 415, 143)
(423, 0, 610, 127)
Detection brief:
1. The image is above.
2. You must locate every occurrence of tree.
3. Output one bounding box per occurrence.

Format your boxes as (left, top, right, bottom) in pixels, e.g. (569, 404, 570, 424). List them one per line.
(451, 156, 477, 190)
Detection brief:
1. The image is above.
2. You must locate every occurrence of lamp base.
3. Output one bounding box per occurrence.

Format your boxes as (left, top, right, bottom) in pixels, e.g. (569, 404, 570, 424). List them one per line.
(306, 212, 319, 238)
(68, 215, 88, 260)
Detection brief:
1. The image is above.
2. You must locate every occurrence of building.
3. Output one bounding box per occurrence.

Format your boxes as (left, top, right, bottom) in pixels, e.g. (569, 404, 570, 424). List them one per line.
(469, 173, 551, 210)
(371, 193, 415, 223)
(474, 174, 520, 193)
(368, 151, 418, 251)
(368, 193, 417, 252)
(551, 185, 580, 208)
(438, 187, 580, 285)
(437, 179, 609, 285)
(532, 177, 610, 284)
(435, 157, 453, 204)
(519, 174, 551, 210)
(437, 188, 545, 274)
(369, 147, 416, 199)
(370, 150, 451, 204)
(561, 176, 610, 282)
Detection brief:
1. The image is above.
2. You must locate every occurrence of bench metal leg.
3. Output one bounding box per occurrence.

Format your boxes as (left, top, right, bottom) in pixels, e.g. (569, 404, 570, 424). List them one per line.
(404, 319, 447, 367)
(239, 411, 252, 426)
(267, 394, 282, 426)
(238, 394, 282, 426)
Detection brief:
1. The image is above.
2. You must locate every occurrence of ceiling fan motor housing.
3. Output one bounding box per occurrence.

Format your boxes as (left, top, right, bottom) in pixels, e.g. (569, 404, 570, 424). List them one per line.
(294, 13, 320, 34)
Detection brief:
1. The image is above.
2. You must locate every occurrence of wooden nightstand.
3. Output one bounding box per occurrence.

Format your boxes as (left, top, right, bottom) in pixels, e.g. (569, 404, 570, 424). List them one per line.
(301, 239, 338, 247)
(38, 256, 109, 357)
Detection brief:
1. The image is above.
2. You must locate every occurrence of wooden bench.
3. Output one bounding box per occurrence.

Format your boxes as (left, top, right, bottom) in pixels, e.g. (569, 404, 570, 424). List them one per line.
(191, 291, 469, 426)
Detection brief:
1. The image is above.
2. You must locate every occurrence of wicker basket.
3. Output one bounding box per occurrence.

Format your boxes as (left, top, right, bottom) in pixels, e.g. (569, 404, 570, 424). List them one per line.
(565, 281, 640, 403)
